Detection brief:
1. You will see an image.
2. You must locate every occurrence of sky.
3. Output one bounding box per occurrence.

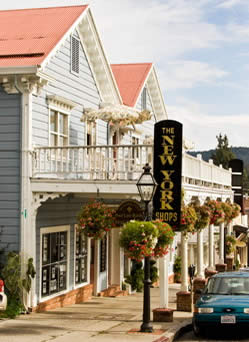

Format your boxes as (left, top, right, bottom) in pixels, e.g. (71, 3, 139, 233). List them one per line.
(2, 0, 249, 151)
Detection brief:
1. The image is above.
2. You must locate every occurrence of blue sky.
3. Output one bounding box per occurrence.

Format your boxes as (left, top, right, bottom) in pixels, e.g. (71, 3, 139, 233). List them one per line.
(2, 0, 249, 150)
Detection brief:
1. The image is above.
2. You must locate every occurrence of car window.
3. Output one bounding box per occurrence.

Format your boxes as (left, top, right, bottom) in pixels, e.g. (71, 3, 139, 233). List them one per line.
(205, 277, 249, 295)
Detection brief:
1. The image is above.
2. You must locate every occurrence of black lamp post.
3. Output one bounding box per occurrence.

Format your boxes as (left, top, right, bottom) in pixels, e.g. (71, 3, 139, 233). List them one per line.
(136, 163, 157, 333)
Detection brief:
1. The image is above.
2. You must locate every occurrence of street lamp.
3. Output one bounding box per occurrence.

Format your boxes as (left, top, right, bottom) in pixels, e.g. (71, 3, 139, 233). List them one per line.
(136, 163, 157, 333)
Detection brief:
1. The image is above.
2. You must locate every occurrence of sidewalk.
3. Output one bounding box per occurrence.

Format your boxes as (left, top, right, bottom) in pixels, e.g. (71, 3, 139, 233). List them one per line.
(0, 284, 192, 342)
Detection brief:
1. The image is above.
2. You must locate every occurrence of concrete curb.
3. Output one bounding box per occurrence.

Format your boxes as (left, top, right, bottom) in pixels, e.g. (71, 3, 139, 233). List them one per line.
(164, 318, 192, 342)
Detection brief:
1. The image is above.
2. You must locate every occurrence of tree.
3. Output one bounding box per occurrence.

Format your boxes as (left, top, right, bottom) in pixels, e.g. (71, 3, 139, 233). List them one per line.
(211, 133, 235, 169)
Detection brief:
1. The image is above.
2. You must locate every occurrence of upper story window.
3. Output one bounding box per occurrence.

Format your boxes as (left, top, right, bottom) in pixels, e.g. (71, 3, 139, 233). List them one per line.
(86, 121, 97, 146)
(71, 35, 80, 75)
(141, 88, 147, 110)
(50, 110, 69, 147)
(47, 95, 77, 147)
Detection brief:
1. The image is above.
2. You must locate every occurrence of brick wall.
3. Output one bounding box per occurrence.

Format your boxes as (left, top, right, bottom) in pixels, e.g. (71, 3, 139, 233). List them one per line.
(33, 284, 93, 312)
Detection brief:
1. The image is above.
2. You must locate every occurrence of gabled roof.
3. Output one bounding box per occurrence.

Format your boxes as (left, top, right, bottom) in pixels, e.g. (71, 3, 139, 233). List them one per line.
(0, 5, 88, 67)
(111, 63, 167, 120)
(111, 63, 152, 107)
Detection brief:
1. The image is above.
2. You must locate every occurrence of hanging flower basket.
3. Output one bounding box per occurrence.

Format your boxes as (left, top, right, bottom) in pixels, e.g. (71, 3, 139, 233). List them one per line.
(153, 220, 175, 258)
(221, 202, 233, 225)
(179, 205, 197, 235)
(206, 200, 225, 226)
(119, 221, 158, 262)
(231, 203, 241, 219)
(225, 235, 236, 255)
(192, 204, 210, 231)
(77, 200, 115, 239)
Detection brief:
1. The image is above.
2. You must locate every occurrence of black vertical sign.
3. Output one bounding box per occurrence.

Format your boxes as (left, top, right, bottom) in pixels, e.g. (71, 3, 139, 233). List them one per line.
(153, 120, 182, 229)
(228, 159, 244, 214)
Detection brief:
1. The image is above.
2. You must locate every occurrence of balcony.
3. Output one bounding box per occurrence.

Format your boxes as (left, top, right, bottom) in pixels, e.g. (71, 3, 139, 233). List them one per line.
(32, 145, 232, 190)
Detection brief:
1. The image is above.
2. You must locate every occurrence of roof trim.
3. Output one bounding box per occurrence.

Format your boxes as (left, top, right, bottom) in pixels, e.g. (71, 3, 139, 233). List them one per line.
(134, 64, 167, 121)
(0, 65, 39, 75)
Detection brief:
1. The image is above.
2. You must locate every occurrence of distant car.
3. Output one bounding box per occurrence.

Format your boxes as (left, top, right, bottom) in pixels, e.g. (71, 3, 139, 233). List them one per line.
(193, 272, 249, 336)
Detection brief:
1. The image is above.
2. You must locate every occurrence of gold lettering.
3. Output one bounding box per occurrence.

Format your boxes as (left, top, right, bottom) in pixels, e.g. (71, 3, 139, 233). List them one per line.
(160, 181, 174, 190)
(161, 135, 175, 146)
(162, 127, 175, 134)
(161, 170, 174, 180)
(159, 154, 176, 166)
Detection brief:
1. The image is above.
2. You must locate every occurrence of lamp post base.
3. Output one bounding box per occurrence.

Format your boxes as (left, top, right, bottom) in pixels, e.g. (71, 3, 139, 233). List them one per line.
(140, 322, 153, 333)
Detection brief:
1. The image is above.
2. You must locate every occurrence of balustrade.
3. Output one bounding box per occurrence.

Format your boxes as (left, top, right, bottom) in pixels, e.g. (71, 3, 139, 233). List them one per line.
(32, 145, 231, 188)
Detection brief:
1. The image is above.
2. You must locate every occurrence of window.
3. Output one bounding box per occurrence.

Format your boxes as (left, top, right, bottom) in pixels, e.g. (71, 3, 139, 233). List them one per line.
(50, 110, 69, 147)
(75, 231, 88, 284)
(132, 136, 139, 159)
(41, 228, 69, 298)
(141, 88, 147, 110)
(71, 35, 80, 75)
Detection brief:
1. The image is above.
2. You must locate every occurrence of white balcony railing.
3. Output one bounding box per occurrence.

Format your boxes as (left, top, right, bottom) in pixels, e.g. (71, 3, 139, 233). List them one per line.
(32, 145, 232, 188)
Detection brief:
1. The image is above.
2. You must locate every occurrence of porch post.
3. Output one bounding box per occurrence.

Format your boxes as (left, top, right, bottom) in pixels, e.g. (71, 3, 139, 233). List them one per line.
(181, 232, 188, 292)
(208, 224, 214, 269)
(159, 253, 169, 308)
(197, 229, 204, 278)
(219, 222, 225, 264)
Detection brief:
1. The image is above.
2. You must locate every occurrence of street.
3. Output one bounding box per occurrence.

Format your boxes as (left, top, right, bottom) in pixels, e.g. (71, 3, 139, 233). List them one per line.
(176, 327, 249, 342)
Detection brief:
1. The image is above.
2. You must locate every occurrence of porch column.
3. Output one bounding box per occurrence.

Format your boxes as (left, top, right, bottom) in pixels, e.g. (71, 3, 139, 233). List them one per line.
(208, 224, 214, 269)
(197, 229, 204, 278)
(189, 244, 195, 265)
(159, 253, 169, 308)
(181, 232, 188, 292)
(219, 222, 225, 264)
(93, 240, 100, 296)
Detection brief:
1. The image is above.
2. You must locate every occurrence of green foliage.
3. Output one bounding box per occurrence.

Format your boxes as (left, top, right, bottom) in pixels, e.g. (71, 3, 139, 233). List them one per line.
(173, 256, 181, 273)
(1, 252, 36, 318)
(173, 256, 181, 283)
(225, 235, 236, 255)
(191, 204, 210, 231)
(180, 205, 197, 235)
(125, 261, 144, 292)
(211, 133, 235, 169)
(150, 259, 158, 284)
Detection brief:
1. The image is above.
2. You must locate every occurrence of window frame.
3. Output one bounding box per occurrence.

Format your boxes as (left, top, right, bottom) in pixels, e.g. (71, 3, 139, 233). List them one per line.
(39, 225, 70, 302)
(74, 226, 91, 289)
(49, 108, 70, 147)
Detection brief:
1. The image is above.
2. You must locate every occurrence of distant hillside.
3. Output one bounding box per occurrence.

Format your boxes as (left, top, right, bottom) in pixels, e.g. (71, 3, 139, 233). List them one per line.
(188, 147, 249, 168)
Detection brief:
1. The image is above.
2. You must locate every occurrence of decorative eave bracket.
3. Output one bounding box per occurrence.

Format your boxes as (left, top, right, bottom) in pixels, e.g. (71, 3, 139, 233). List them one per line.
(0, 71, 54, 95)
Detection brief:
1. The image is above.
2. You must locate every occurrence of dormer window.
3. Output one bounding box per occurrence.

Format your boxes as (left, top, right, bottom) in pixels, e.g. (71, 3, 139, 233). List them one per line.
(71, 35, 80, 75)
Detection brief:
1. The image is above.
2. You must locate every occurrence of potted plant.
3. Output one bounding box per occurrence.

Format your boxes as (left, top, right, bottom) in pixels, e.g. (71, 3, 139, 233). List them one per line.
(179, 205, 197, 235)
(205, 200, 225, 226)
(221, 202, 233, 225)
(225, 235, 236, 255)
(152, 220, 175, 258)
(77, 200, 115, 239)
(119, 220, 158, 261)
(192, 204, 210, 232)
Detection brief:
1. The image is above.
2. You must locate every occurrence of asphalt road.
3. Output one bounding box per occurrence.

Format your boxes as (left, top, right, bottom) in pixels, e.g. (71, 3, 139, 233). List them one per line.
(176, 327, 249, 341)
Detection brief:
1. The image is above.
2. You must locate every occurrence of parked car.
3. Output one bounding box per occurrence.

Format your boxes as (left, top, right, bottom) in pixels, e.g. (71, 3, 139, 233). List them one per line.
(193, 271, 249, 336)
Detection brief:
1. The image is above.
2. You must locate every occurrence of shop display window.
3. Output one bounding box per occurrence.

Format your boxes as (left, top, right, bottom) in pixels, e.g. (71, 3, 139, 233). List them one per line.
(75, 231, 88, 284)
(41, 231, 67, 297)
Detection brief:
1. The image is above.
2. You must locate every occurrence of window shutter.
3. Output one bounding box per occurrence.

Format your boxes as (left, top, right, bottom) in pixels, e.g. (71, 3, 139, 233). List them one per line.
(71, 36, 80, 74)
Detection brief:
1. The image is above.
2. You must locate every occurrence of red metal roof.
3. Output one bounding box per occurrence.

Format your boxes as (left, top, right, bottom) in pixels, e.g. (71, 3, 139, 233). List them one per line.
(0, 5, 88, 67)
(111, 63, 152, 107)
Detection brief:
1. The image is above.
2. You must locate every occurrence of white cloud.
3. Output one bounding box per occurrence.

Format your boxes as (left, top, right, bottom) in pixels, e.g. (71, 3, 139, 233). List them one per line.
(217, 0, 244, 9)
(167, 102, 249, 150)
(157, 61, 228, 90)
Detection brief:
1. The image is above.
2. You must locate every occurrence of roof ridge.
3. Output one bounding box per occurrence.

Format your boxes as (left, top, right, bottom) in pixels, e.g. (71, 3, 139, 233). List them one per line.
(0, 4, 88, 13)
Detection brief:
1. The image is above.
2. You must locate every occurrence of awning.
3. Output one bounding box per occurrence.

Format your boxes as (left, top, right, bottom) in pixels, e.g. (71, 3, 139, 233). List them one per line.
(233, 224, 249, 234)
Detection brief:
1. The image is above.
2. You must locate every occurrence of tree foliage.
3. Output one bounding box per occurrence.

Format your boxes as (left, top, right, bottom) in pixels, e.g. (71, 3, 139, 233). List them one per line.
(211, 133, 235, 169)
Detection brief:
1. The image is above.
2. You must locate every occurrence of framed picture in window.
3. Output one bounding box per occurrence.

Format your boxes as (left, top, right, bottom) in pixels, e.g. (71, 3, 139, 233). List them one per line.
(43, 269, 47, 281)
(51, 267, 56, 279)
(60, 234, 65, 245)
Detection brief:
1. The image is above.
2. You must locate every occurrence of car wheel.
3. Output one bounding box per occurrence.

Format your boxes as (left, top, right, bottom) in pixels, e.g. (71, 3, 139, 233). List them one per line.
(193, 321, 205, 337)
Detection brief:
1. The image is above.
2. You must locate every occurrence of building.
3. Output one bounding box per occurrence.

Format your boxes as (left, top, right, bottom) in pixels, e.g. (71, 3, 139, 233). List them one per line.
(0, 5, 233, 311)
